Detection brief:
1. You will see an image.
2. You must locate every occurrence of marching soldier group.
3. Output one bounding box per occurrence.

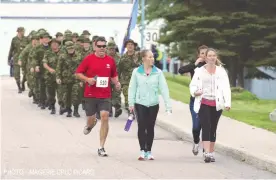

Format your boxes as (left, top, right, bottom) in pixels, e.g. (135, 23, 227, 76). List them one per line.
(8, 27, 142, 119)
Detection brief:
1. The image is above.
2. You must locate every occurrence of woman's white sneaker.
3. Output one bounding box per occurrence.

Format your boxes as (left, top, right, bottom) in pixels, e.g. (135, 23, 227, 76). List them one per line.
(146, 151, 154, 160)
(192, 143, 199, 155)
(138, 150, 146, 161)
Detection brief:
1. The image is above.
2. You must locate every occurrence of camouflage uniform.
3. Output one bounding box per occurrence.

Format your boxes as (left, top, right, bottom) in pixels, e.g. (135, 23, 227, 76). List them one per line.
(56, 41, 83, 118)
(30, 32, 51, 109)
(54, 34, 73, 113)
(72, 33, 79, 43)
(75, 35, 84, 53)
(82, 30, 91, 39)
(28, 44, 39, 103)
(82, 38, 93, 57)
(42, 38, 60, 114)
(118, 49, 142, 110)
(18, 32, 39, 96)
(55, 32, 63, 43)
(79, 38, 93, 109)
(107, 41, 122, 118)
(8, 27, 29, 93)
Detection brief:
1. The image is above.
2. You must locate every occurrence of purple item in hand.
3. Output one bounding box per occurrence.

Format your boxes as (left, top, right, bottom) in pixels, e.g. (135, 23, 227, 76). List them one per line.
(124, 113, 135, 132)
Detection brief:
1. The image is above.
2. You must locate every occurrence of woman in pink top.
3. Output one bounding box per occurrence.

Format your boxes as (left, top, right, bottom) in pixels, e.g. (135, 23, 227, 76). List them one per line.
(189, 48, 231, 163)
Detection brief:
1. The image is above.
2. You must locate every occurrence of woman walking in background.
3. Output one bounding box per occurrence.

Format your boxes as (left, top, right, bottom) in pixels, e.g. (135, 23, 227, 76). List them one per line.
(128, 49, 172, 161)
(178, 45, 208, 155)
(189, 48, 231, 163)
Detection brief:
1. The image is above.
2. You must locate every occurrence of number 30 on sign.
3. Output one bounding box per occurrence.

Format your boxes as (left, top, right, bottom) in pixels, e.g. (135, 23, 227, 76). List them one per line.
(145, 29, 159, 43)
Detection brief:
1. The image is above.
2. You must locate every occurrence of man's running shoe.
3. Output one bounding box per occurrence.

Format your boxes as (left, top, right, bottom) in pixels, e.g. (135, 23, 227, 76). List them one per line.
(98, 148, 108, 157)
(210, 152, 215, 162)
(203, 152, 211, 163)
(83, 119, 97, 135)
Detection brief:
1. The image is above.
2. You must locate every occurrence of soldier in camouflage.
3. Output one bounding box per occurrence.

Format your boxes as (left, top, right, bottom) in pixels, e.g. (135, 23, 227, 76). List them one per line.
(72, 33, 79, 43)
(82, 30, 91, 39)
(42, 38, 61, 115)
(79, 38, 93, 110)
(91, 35, 99, 52)
(31, 32, 51, 109)
(18, 31, 39, 97)
(8, 27, 29, 93)
(55, 32, 64, 43)
(107, 41, 122, 118)
(75, 35, 84, 53)
(117, 39, 142, 113)
(55, 34, 73, 113)
(64, 29, 72, 36)
(56, 41, 83, 118)
(82, 38, 93, 56)
(27, 30, 36, 43)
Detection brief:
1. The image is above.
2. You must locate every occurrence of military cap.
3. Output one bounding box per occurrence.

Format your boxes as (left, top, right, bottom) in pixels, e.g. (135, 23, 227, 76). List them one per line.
(49, 38, 60, 45)
(124, 39, 135, 47)
(56, 32, 63, 37)
(64, 34, 73, 41)
(40, 32, 52, 39)
(92, 35, 99, 42)
(31, 33, 40, 40)
(83, 38, 91, 44)
(65, 41, 75, 50)
(64, 29, 72, 34)
(72, 33, 79, 38)
(82, 30, 91, 35)
(28, 30, 36, 36)
(37, 28, 47, 33)
(17, 27, 25, 32)
(107, 41, 116, 48)
(62, 36, 73, 45)
(77, 35, 84, 42)
(64, 32, 72, 38)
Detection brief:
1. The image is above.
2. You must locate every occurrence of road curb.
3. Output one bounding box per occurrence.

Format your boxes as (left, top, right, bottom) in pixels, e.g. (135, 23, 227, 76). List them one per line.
(156, 116, 276, 174)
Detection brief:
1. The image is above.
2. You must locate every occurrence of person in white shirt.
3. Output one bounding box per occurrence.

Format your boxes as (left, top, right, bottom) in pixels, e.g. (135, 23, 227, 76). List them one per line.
(189, 48, 231, 163)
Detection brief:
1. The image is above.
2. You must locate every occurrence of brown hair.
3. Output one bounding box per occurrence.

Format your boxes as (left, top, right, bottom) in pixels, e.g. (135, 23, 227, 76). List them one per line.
(205, 48, 223, 66)
(197, 45, 208, 55)
(95, 36, 106, 45)
(140, 49, 151, 58)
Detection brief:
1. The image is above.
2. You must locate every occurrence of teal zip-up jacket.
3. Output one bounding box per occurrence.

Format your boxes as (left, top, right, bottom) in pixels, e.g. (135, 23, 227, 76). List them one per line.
(128, 65, 172, 111)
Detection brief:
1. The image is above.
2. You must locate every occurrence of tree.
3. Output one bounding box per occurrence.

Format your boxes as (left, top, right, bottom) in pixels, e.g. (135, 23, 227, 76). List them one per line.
(141, 0, 276, 87)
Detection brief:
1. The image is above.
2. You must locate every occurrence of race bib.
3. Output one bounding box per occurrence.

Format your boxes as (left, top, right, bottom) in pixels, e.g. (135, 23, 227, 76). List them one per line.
(96, 77, 109, 88)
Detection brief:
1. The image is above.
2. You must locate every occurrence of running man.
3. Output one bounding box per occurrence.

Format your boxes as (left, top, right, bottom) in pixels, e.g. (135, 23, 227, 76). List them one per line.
(75, 36, 121, 157)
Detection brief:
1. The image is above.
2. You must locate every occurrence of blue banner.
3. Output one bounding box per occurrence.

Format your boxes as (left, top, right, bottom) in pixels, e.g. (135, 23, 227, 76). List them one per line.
(120, 0, 139, 55)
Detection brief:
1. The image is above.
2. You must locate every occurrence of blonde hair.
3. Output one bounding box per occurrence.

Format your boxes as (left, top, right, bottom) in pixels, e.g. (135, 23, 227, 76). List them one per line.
(140, 49, 151, 58)
(205, 48, 224, 66)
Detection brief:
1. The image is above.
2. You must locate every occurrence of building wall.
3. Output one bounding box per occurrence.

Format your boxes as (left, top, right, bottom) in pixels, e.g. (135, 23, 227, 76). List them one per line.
(244, 67, 276, 100)
(0, 3, 133, 75)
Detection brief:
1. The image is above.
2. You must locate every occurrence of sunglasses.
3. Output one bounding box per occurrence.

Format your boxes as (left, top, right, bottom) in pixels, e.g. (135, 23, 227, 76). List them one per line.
(96, 45, 106, 48)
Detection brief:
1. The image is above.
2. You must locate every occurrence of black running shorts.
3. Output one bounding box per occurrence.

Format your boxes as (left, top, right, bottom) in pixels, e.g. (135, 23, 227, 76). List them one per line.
(84, 98, 111, 116)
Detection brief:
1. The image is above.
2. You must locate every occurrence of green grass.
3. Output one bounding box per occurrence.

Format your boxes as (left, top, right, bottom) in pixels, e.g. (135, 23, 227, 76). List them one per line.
(164, 73, 276, 133)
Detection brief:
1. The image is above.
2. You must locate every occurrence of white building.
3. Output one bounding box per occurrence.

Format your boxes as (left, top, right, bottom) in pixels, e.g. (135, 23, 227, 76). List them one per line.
(0, 2, 133, 75)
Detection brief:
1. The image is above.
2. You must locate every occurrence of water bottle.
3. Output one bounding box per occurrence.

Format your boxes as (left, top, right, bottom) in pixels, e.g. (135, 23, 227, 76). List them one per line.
(88, 75, 97, 87)
(124, 112, 135, 132)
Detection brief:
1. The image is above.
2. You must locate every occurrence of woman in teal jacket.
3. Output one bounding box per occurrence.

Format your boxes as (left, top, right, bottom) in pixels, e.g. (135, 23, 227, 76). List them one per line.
(128, 49, 172, 161)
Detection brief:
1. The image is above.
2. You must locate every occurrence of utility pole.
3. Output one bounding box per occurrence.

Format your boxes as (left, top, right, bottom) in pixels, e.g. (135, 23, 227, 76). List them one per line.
(140, 0, 145, 49)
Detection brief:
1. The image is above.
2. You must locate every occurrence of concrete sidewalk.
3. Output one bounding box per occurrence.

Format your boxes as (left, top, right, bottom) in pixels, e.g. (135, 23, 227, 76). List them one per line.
(156, 96, 276, 174)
